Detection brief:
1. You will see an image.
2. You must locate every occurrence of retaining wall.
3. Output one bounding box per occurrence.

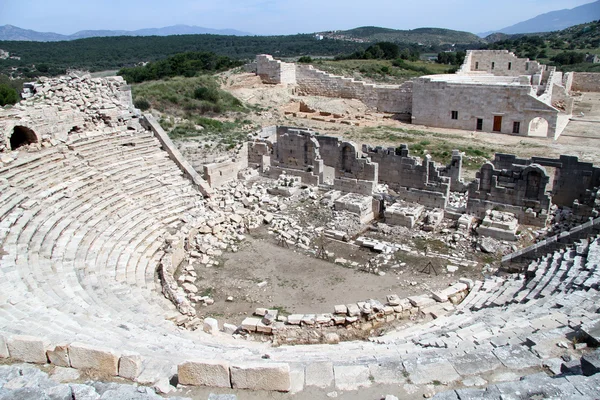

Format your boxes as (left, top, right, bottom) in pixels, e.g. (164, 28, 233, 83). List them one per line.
(142, 114, 213, 197)
(571, 72, 600, 92)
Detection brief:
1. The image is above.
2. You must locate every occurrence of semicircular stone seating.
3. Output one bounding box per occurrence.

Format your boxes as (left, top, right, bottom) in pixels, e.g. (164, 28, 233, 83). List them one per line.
(2, 127, 600, 395)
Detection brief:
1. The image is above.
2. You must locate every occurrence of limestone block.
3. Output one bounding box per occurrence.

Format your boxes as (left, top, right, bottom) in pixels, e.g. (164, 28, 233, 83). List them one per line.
(119, 352, 142, 380)
(305, 362, 334, 388)
(7, 335, 48, 363)
(203, 318, 219, 335)
(223, 323, 238, 335)
(68, 342, 119, 375)
(333, 365, 372, 391)
(334, 304, 347, 315)
(178, 360, 231, 387)
(346, 304, 361, 316)
(0, 334, 8, 358)
(286, 315, 303, 325)
(231, 362, 291, 392)
(241, 317, 260, 332)
(47, 343, 70, 367)
(408, 296, 436, 308)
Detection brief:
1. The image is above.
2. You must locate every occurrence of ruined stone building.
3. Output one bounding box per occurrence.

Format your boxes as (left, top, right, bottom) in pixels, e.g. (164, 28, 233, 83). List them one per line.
(254, 50, 600, 139)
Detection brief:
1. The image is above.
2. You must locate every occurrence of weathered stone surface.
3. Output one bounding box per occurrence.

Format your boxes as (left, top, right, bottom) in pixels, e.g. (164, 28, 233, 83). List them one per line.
(289, 364, 305, 394)
(492, 345, 541, 369)
(333, 365, 371, 391)
(0, 334, 9, 358)
(118, 352, 142, 380)
(581, 349, 600, 376)
(305, 362, 333, 388)
(230, 362, 290, 392)
(451, 351, 501, 376)
(208, 394, 238, 400)
(68, 343, 119, 376)
(346, 304, 361, 316)
(7, 335, 48, 364)
(69, 384, 101, 399)
(403, 356, 460, 385)
(407, 295, 435, 308)
(203, 318, 219, 335)
(241, 317, 260, 332)
(47, 344, 70, 367)
(178, 360, 231, 388)
(49, 367, 81, 383)
(368, 362, 406, 385)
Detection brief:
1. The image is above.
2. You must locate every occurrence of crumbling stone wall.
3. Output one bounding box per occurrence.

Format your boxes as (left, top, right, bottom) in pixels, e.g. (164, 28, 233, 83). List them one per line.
(364, 144, 450, 208)
(467, 159, 551, 226)
(0, 73, 137, 153)
(463, 50, 544, 77)
(295, 65, 413, 114)
(437, 150, 467, 192)
(571, 72, 600, 92)
(256, 55, 296, 85)
(203, 144, 249, 188)
(491, 153, 600, 217)
(262, 127, 378, 194)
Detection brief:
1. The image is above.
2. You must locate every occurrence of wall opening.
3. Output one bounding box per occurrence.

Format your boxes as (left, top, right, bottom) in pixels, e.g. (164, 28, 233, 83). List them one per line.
(341, 145, 353, 173)
(10, 126, 38, 150)
(528, 117, 549, 137)
(493, 116, 502, 132)
(512, 121, 521, 134)
(476, 118, 483, 131)
(525, 170, 542, 199)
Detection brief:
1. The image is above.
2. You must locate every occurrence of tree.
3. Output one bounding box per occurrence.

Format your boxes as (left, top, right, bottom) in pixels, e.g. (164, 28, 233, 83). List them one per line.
(0, 84, 19, 106)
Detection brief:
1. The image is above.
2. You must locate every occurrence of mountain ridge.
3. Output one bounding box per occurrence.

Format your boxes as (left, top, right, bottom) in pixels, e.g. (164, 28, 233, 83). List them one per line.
(0, 24, 253, 41)
(479, 0, 600, 36)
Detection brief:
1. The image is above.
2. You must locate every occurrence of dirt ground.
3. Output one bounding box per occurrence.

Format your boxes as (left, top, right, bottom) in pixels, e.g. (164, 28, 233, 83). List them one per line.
(194, 226, 482, 324)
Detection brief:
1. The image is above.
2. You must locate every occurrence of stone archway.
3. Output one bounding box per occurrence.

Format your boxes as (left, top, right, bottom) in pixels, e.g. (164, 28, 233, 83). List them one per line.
(528, 117, 549, 137)
(10, 126, 38, 150)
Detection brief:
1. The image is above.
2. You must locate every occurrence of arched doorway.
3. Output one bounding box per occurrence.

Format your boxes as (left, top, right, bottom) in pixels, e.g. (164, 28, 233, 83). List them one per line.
(10, 126, 38, 150)
(528, 117, 549, 137)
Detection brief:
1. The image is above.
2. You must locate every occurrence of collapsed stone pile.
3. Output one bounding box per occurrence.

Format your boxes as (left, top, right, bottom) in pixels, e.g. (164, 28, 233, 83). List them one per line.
(0, 72, 137, 154)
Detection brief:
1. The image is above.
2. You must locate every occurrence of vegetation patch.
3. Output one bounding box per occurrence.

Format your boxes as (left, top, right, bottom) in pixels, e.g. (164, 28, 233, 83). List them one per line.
(118, 51, 243, 83)
(132, 75, 244, 115)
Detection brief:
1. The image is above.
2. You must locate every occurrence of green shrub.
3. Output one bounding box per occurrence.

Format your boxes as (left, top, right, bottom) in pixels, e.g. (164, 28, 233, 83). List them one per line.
(134, 98, 150, 111)
(0, 84, 18, 106)
(193, 86, 219, 102)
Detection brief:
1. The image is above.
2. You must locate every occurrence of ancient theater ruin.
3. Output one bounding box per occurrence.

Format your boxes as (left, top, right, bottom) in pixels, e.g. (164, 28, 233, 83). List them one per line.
(1, 58, 600, 398)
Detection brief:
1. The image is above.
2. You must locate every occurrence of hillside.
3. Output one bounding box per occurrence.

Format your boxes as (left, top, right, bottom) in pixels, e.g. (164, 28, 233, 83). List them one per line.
(0, 34, 368, 77)
(319, 26, 485, 46)
(481, 0, 600, 35)
(484, 21, 600, 72)
(0, 24, 252, 42)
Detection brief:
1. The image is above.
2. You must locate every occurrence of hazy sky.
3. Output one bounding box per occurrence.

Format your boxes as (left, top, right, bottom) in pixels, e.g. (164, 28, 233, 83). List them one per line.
(0, 0, 595, 35)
